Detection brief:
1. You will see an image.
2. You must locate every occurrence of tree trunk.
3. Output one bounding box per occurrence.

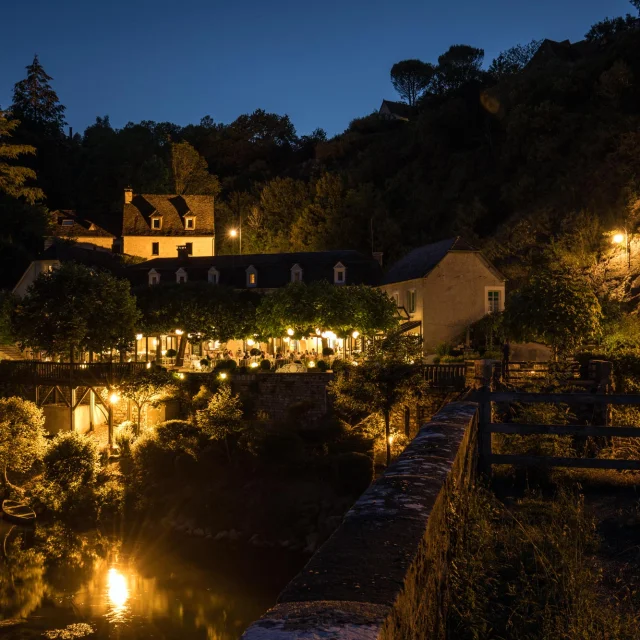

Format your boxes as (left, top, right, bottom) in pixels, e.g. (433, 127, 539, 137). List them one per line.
(176, 335, 188, 367)
(155, 337, 162, 363)
(137, 405, 142, 436)
(384, 409, 391, 467)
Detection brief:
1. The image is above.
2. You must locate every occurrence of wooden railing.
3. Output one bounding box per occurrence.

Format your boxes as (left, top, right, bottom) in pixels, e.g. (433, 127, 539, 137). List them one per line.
(423, 364, 467, 388)
(0, 360, 148, 386)
(477, 389, 640, 472)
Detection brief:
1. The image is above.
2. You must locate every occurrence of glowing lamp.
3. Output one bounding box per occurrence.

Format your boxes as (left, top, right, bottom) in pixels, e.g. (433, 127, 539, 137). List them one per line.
(388, 435, 395, 445)
(613, 233, 625, 244)
(146, 362, 151, 369)
(229, 228, 238, 238)
(351, 330, 359, 339)
(287, 328, 294, 336)
(283, 336, 290, 343)
(247, 338, 255, 346)
(219, 372, 228, 380)
(175, 329, 184, 335)
(109, 392, 120, 405)
(135, 333, 143, 341)
(250, 362, 259, 368)
(177, 373, 185, 380)
(308, 361, 316, 368)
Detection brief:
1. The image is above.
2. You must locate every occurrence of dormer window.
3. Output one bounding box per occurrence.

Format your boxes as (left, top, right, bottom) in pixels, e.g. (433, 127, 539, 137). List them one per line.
(208, 267, 220, 285)
(150, 214, 163, 230)
(291, 264, 303, 283)
(176, 267, 188, 284)
(333, 262, 346, 285)
(184, 216, 196, 230)
(246, 265, 258, 288)
(148, 269, 160, 286)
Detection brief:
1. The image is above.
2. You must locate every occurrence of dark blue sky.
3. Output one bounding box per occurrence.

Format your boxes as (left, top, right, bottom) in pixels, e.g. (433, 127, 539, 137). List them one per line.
(1, 0, 631, 137)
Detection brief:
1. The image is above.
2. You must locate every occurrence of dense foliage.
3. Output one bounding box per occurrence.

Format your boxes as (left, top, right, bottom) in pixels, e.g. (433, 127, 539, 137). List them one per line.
(13, 262, 140, 359)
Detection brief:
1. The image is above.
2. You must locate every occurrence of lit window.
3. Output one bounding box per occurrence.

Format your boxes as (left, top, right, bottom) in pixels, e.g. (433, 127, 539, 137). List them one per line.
(406, 289, 416, 313)
(152, 242, 159, 256)
(488, 290, 501, 313)
(246, 266, 257, 287)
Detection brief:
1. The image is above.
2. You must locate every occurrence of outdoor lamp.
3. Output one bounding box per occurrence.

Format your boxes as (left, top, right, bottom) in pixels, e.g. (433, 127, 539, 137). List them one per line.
(352, 330, 359, 339)
(613, 233, 625, 244)
(109, 392, 120, 405)
(146, 362, 152, 369)
(229, 228, 238, 237)
(175, 329, 184, 335)
(247, 338, 255, 346)
(287, 328, 294, 336)
(219, 372, 228, 380)
(135, 333, 143, 341)
(308, 361, 316, 368)
(250, 362, 259, 368)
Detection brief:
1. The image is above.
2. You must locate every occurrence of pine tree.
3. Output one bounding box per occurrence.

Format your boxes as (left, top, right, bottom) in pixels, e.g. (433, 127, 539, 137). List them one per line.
(0, 111, 44, 202)
(11, 55, 66, 134)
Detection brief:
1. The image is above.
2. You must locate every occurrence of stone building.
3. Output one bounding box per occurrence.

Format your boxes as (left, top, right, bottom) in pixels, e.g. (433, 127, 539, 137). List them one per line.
(379, 237, 505, 355)
(46, 210, 116, 252)
(120, 189, 215, 259)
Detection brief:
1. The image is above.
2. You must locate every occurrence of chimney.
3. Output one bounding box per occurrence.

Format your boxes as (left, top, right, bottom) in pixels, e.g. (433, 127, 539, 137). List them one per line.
(124, 187, 133, 204)
(177, 245, 190, 260)
(373, 251, 383, 267)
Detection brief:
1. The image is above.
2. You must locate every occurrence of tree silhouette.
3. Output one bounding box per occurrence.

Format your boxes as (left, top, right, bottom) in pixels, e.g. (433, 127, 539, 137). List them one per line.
(11, 55, 66, 134)
(390, 59, 436, 105)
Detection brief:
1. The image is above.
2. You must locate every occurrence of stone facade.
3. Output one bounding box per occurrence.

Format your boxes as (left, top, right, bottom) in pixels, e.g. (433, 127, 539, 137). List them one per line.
(241, 401, 479, 640)
(121, 235, 215, 259)
(380, 250, 505, 354)
(231, 373, 334, 422)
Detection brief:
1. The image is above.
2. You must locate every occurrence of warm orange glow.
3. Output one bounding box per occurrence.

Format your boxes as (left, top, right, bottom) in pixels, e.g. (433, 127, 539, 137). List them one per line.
(228, 228, 238, 238)
(107, 567, 129, 615)
(109, 393, 120, 405)
(613, 233, 625, 244)
(219, 372, 228, 380)
(286, 328, 294, 336)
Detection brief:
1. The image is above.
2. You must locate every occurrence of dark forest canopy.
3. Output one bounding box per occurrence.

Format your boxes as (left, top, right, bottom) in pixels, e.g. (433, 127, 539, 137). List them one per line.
(2, 3, 640, 290)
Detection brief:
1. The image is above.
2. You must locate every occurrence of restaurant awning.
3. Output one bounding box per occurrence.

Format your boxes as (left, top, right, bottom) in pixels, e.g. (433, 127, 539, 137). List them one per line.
(398, 320, 422, 334)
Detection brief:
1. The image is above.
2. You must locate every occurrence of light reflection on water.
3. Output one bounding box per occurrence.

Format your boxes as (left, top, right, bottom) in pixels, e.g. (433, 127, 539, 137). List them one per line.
(0, 521, 304, 639)
(106, 567, 129, 619)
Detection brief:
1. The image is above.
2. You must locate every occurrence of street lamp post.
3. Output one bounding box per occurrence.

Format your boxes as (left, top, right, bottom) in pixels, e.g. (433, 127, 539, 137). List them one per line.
(613, 229, 631, 270)
(229, 219, 242, 254)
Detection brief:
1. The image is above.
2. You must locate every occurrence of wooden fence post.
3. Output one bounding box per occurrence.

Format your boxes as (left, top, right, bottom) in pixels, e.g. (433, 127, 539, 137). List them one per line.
(478, 385, 492, 476)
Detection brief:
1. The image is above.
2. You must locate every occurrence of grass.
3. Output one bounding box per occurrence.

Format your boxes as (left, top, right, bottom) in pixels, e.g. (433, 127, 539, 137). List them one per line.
(447, 480, 640, 639)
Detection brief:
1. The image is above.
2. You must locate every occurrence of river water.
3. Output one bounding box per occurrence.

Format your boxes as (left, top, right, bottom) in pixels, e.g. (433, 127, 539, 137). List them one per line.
(0, 520, 306, 639)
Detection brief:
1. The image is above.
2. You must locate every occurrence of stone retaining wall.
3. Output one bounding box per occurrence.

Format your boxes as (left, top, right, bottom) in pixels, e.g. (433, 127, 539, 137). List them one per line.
(241, 400, 479, 639)
(231, 373, 334, 423)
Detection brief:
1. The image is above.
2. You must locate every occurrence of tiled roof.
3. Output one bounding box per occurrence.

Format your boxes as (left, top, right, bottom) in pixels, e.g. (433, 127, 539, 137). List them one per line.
(381, 237, 479, 285)
(125, 250, 382, 289)
(38, 243, 126, 275)
(49, 210, 115, 239)
(379, 100, 412, 119)
(122, 194, 214, 236)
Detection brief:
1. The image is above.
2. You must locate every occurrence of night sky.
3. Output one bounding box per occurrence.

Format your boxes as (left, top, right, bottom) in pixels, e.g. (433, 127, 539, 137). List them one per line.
(1, 0, 631, 137)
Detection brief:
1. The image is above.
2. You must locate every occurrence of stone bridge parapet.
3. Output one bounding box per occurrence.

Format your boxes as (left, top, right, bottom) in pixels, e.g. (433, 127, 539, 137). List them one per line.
(241, 400, 479, 640)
